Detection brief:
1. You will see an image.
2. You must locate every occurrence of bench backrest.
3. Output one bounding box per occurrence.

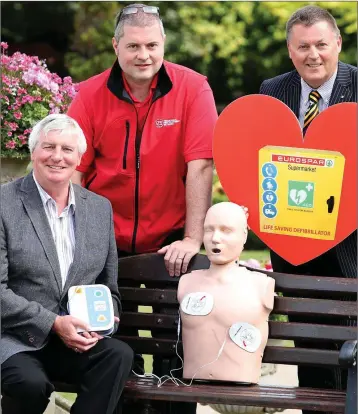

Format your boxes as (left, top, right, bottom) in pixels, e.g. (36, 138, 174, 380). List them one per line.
(115, 253, 357, 368)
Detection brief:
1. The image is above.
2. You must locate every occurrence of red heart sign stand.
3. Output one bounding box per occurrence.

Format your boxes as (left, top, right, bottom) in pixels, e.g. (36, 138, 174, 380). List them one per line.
(213, 95, 356, 265)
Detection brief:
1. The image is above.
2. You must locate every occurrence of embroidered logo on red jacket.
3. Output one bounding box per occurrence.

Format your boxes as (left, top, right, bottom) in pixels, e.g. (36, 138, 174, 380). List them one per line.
(155, 119, 181, 128)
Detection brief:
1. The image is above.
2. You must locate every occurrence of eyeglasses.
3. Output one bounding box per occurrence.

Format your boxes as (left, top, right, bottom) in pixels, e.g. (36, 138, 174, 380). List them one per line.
(118, 5, 160, 21)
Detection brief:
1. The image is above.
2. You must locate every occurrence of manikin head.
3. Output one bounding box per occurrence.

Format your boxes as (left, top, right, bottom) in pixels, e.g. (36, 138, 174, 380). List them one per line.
(203, 202, 248, 265)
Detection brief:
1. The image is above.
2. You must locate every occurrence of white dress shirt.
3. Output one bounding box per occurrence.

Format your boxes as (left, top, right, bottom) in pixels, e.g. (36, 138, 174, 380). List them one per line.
(33, 174, 76, 289)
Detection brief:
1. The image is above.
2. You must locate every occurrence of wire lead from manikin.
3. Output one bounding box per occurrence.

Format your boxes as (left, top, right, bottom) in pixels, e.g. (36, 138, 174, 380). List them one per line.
(131, 310, 229, 387)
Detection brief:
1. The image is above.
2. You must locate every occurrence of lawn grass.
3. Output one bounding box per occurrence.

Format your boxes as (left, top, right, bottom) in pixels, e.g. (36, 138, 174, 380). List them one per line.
(240, 249, 270, 264)
(58, 392, 76, 402)
(138, 304, 153, 373)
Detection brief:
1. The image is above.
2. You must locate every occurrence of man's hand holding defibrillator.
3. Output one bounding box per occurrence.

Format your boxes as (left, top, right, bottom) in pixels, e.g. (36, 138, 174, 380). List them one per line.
(52, 315, 120, 353)
(52, 315, 98, 353)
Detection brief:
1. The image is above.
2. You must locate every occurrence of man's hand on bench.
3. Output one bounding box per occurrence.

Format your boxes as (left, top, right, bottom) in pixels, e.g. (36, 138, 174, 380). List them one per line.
(158, 237, 201, 277)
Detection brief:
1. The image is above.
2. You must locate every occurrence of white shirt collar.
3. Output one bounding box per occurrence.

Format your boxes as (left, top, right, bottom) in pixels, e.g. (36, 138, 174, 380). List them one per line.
(33, 172, 76, 213)
(301, 69, 338, 105)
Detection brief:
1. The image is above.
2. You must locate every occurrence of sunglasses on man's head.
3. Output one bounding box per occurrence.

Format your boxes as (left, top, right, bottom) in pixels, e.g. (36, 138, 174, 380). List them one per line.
(118, 5, 160, 20)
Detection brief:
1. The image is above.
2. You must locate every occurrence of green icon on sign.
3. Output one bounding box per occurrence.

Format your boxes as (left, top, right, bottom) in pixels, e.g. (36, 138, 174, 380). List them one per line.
(288, 181, 315, 208)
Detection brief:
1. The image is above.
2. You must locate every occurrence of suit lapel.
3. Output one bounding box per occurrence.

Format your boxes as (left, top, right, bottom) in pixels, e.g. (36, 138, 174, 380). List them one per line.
(20, 174, 62, 294)
(329, 62, 353, 106)
(284, 63, 353, 121)
(284, 71, 301, 119)
(62, 185, 88, 294)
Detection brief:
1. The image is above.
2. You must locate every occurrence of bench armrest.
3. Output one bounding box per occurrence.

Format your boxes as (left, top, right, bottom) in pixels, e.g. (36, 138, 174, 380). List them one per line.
(339, 340, 357, 368)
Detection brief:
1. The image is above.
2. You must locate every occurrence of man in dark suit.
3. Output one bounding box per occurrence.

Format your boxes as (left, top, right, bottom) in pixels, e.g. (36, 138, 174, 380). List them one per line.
(259, 5, 357, 413)
(1, 114, 133, 414)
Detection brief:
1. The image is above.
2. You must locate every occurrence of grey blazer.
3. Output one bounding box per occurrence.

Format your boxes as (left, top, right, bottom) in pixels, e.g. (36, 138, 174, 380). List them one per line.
(259, 61, 357, 278)
(1, 173, 121, 364)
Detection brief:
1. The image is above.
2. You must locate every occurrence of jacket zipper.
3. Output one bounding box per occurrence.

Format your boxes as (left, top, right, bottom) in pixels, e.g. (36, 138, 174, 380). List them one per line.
(122, 121, 130, 169)
(131, 102, 155, 254)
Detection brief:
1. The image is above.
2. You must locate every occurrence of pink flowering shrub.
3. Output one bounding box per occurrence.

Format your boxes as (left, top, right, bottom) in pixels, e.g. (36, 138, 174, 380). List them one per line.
(1, 42, 78, 158)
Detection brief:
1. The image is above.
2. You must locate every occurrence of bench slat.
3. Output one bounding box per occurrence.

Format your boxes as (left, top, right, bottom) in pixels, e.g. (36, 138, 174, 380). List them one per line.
(52, 378, 345, 412)
(118, 253, 209, 282)
(269, 273, 357, 297)
(115, 336, 340, 366)
(120, 288, 356, 317)
(269, 321, 356, 341)
(119, 312, 357, 341)
(117, 253, 357, 296)
(273, 297, 357, 318)
(123, 377, 345, 412)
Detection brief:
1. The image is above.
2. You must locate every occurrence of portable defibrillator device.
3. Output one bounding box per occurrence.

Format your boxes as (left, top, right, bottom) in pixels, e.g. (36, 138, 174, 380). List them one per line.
(259, 146, 345, 240)
(67, 284, 114, 335)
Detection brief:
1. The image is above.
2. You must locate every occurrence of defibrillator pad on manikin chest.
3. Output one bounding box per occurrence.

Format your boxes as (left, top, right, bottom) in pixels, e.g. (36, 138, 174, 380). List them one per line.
(229, 322, 262, 353)
(180, 292, 214, 316)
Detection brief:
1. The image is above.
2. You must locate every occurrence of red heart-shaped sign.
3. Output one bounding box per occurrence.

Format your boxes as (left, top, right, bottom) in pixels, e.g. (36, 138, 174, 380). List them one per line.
(214, 95, 356, 265)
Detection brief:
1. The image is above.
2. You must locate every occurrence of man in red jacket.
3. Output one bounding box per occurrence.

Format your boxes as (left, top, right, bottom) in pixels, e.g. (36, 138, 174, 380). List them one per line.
(68, 4, 217, 413)
(68, 3, 217, 279)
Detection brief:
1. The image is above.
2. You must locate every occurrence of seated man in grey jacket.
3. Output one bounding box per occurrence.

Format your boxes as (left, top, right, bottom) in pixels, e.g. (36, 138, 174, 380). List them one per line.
(1, 114, 133, 414)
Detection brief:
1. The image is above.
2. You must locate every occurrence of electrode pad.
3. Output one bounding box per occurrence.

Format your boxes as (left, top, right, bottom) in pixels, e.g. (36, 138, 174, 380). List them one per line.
(68, 284, 114, 335)
(229, 322, 261, 353)
(180, 292, 214, 316)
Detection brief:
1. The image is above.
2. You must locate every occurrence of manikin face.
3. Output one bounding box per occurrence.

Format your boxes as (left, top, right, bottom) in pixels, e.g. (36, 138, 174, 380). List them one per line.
(203, 202, 248, 265)
(112, 22, 165, 84)
(287, 21, 342, 89)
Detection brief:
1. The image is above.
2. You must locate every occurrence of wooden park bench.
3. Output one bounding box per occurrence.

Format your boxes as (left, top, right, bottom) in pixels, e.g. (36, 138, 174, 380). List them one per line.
(55, 253, 357, 414)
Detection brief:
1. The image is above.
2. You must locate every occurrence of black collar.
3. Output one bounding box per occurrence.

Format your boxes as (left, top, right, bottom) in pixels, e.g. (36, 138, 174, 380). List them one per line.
(106, 60, 173, 103)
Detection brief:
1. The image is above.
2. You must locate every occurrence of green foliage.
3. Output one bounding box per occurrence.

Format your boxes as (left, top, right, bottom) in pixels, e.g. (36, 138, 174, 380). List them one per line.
(64, 2, 121, 81)
(64, 1, 356, 104)
(21, 102, 49, 125)
(2, 2, 356, 102)
(1, 2, 77, 44)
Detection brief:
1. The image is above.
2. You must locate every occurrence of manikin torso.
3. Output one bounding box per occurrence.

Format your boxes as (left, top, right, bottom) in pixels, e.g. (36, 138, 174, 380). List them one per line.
(178, 261, 275, 384)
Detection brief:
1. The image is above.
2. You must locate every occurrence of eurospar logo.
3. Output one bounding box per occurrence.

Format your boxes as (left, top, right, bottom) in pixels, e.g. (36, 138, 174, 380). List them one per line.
(155, 119, 181, 128)
(271, 154, 334, 167)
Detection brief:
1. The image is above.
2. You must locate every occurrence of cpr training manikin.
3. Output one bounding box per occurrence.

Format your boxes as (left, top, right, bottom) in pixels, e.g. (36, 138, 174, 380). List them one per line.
(178, 202, 275, 384)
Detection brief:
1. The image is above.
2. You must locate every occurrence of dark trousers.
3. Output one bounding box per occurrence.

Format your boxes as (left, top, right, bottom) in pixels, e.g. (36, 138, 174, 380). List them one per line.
(1, 335, 134, 414)
(119, 228, 196, 414)
(270, 248, 351, 414)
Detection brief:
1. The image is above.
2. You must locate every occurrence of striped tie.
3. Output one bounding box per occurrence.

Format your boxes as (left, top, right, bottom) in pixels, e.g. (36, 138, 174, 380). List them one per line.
(303, 90, 321, 133)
